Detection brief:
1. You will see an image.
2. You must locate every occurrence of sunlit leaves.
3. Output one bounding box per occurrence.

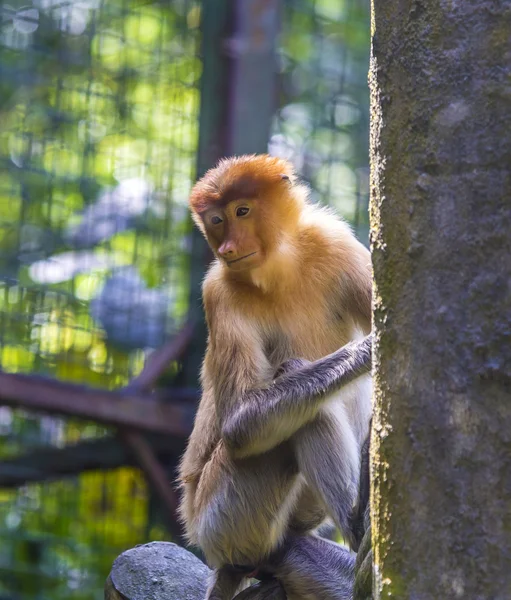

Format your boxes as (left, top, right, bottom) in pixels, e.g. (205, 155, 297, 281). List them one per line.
(124, 9, 167, 47)
(43, 144, 83, 179)
(0, 0, 200, 442)
(320, 0, 349, 20)
(74, 273, 102, 302)
(282, 12, 314, 62)
(273, 0, 370, 238)
(47, 192, 84, 228)
(1, 345, 35, 371)
(186, 5, 200, 29)
(316, 162, 358, 217)
(77, 468, 150, 545)
(87, 340, 110, 373)
(91, 30, 125, 72)
(130, 82, 199, 145)
(0, 191, 22, 223)
(33, 310, 75, 355)
(55, 79, 118, 127)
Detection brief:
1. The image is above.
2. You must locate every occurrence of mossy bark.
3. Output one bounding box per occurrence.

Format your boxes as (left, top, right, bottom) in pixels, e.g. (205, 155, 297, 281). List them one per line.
(369, 0, 511, 598)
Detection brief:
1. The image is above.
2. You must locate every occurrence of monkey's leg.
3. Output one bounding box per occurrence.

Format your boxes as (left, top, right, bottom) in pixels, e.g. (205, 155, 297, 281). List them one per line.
(269, 534, 355, 600)
(288, 483, 327, 534)
(206, 567, 247, 600)
(194, 442, 302, 570)
(292, 403, 361, 550)
(348, 429, 371, 549)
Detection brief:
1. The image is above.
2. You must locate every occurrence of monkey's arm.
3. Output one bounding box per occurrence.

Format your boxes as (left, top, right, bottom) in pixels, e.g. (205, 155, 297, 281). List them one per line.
(221, 334, 372, 458)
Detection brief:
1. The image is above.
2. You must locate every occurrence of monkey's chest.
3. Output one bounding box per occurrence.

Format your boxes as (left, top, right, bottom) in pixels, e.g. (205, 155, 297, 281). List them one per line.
(263, 313, 353, 368)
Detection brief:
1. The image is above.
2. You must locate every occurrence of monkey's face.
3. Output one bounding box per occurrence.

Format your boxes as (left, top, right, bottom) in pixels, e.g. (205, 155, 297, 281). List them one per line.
(202, 199, 267, 271)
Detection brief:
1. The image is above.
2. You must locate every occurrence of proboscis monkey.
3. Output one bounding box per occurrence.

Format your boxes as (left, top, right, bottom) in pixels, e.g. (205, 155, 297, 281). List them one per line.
(179, 155, 372, 600)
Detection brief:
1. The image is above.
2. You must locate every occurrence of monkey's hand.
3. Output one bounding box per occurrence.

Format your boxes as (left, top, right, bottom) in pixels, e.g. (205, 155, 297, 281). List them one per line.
(273, 358, 311, 380)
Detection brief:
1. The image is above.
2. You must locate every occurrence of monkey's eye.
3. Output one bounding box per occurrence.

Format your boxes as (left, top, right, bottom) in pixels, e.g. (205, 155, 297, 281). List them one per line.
(211, 216, 223, 225)
(236, 207, 250, 217)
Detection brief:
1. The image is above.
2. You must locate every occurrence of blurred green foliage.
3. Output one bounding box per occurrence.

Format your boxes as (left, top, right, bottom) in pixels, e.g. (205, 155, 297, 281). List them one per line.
(0, 0, 201, 597)
(274, 0, 370, 239)
(0, 0, 370, 597)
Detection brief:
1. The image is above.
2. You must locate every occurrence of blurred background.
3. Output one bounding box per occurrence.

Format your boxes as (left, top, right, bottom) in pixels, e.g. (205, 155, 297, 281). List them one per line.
(0, 0, 370, 598)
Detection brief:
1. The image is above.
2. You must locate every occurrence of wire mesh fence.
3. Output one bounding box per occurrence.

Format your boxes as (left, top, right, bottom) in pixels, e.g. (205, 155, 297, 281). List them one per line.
(0, 468, 168, 600)
(0, 0, 370, 598)
(0, 0, 200, 381)
(0, 0, 201, 597)
(273, 0, 370, 240)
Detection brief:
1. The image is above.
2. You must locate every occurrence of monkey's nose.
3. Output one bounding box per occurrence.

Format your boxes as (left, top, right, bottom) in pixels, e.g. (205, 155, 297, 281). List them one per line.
(218, 242, 236, 258)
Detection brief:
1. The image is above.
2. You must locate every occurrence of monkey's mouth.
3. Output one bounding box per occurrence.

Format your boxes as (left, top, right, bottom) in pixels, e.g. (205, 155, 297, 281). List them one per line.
(227, 252, 257, 265)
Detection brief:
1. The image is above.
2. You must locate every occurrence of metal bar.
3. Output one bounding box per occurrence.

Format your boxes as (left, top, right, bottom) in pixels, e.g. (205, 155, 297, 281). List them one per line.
(128, 321, 194, 391)
(226, 0, 280, 155)
(121, 430, 184, 542)
(0, 437, 128, 487)
(181, 0, 231, 389)
(0, 434, 186, 488)
(0, 372, 196, 435)
(121, 325, 194, 535)
(183, 0, 279, 387)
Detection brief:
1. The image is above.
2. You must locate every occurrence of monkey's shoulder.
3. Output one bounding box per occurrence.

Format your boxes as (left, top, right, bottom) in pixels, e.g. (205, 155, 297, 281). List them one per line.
(201, 261, 230, 309)
(297, 217, 369, 283)
(299, 208, 368, 261)
(201, 263, 260, 332)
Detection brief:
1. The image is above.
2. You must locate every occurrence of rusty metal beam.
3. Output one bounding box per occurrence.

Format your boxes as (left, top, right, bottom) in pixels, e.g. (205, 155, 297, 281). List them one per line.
(0, 433, 185, 488)
(121, 431, 184, 542)
(121, 325, 196, 539)
(0, 372, 196, 436)
(0, 323, 198, 540)
(0, 436, 128, 487)
(128, 321, 194, 391)
(226, 0, 280, 156)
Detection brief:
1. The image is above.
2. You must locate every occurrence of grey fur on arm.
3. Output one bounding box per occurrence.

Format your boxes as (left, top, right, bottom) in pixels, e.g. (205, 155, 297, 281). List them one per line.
(222, 334, 372, 457)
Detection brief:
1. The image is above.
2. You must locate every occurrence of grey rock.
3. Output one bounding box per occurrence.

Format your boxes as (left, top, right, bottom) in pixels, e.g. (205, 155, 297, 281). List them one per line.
(106, 542, 287, 600)
(109, 542, 210, 600)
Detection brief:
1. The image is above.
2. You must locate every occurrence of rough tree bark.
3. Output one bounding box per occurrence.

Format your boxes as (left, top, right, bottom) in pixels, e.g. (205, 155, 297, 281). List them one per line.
(369, 0, 511, 598)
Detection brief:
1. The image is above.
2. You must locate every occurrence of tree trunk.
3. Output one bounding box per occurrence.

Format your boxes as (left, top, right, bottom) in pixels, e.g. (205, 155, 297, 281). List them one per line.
(369, 1, 511, 598)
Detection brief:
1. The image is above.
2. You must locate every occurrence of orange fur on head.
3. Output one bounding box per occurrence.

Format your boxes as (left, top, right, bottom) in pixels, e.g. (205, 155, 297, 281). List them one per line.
(189, 154, 297, 215)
